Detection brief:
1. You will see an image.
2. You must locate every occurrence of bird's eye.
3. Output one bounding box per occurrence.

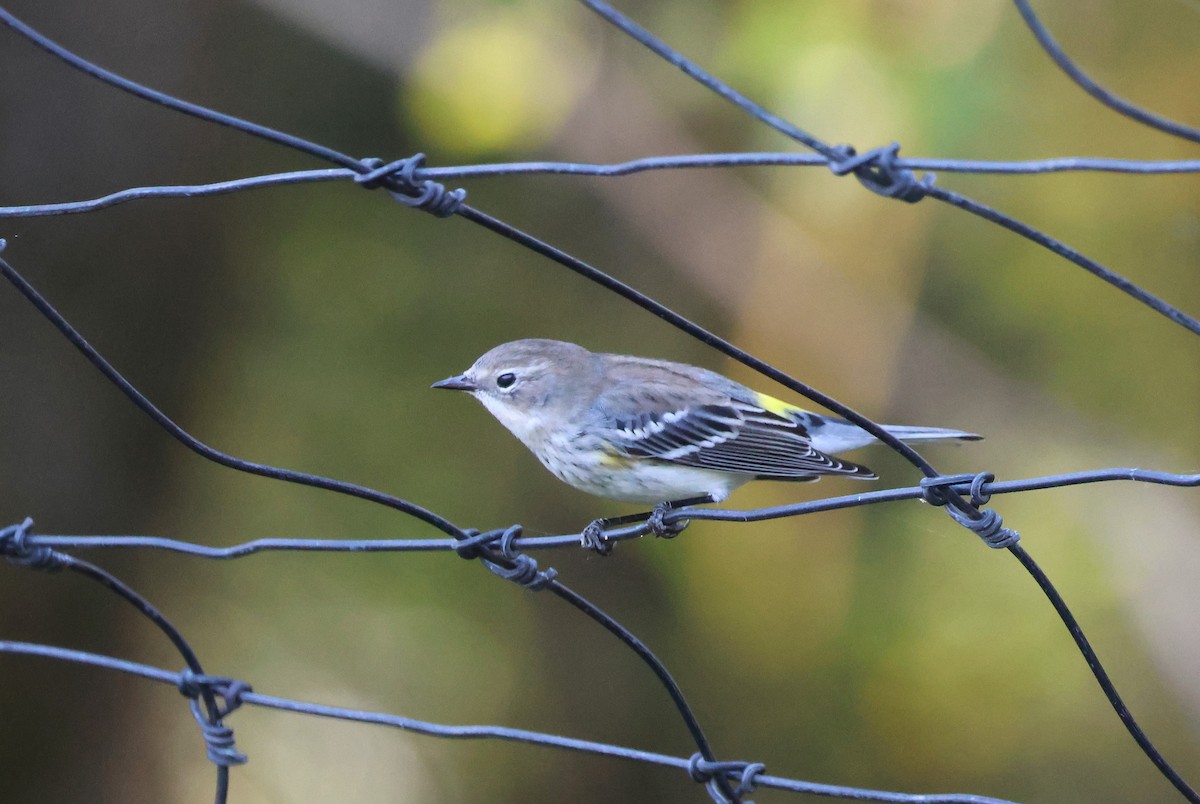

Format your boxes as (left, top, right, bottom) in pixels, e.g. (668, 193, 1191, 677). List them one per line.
(496, 372, 517, 389)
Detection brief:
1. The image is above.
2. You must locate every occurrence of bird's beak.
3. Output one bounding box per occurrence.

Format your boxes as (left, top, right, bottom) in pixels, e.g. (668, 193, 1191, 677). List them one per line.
(431, 373, 477, 392)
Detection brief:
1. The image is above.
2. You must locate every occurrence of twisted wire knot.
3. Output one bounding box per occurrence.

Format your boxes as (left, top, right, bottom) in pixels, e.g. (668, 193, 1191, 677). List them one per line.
(177, 667, 203, 699)
(828, 142, 934, 203)
(190, 700, 249, 766)
(967, 471, 994, 506)
(178, 670, 251, 767)
(919, 473, 966, 507)
(920, 472, 1020, 549)
(452, 528, 493, 560)
(455, 525, 558, 591)
(948, 505, 1018, 548)
(356, 154, 466, 217)
(0, 517, 65, 572)
(483, 552, 559, 590)
(687, 753, 765, 803)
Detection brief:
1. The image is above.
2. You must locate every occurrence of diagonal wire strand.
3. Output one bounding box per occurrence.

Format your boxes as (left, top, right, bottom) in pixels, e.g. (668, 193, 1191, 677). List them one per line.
(1011, 0, 1200, 144)
(0, 249, 467, 539)
(0, 8, 362, 170)
(575, 0, 1200, 340)
(1010, 547, 1200, 803)
(924, 186, 1200, 335)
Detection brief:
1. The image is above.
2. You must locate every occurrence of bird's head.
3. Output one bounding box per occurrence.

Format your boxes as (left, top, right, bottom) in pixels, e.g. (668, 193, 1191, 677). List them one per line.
(432, 339, 600, 443)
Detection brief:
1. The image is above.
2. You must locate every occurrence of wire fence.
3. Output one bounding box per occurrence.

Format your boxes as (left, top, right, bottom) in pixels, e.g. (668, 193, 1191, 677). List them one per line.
(1, 1, 1198, 801)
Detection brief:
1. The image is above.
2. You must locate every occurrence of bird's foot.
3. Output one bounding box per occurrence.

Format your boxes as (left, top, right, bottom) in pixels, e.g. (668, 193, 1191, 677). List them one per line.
(580, 519, 614, 556)
(647, 501, 688, 539)
(581, 496, 710, 551)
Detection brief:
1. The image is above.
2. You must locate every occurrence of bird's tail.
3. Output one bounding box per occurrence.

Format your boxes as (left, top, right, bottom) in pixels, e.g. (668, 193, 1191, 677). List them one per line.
(881, 424, 983, 444)
(807, 418, 982, 455)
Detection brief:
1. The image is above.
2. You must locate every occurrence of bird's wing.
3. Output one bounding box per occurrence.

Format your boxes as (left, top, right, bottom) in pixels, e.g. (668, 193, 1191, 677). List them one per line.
(592, 371, 876, 480)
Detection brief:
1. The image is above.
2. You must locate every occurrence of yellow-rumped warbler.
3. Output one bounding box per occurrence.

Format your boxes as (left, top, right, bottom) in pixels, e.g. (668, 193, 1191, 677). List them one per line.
(433, 339, 980, 504)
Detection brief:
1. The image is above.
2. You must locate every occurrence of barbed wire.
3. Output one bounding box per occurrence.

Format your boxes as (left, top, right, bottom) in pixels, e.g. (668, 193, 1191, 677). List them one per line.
(1, 0, 1197, 802)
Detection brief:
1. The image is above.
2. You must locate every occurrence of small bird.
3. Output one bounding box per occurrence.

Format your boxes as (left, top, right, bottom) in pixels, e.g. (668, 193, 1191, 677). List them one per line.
(432, 339, 980, 505)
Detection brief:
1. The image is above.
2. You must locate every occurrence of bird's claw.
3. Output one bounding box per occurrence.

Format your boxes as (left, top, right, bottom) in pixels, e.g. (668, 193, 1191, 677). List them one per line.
(580, 519, 614, 556)
(647, 502, 688, 539)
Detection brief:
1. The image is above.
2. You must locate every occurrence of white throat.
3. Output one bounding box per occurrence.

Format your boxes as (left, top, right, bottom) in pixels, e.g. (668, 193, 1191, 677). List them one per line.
(475, 393, 545, 447)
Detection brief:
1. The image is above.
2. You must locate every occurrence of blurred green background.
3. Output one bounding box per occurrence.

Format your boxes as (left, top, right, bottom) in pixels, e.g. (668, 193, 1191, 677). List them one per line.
(1, 0, 1198, 801)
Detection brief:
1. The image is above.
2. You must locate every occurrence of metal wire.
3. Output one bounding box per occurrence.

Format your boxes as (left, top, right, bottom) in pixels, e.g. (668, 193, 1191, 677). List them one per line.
(1, 1, 1197, 802)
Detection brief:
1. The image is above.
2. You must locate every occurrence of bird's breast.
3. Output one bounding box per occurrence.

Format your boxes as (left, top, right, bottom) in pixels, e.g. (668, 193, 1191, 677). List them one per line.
(535, 433, 749, 503)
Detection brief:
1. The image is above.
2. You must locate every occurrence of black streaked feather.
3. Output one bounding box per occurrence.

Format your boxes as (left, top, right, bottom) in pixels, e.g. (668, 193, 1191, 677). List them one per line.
(604, 402, 876, 480)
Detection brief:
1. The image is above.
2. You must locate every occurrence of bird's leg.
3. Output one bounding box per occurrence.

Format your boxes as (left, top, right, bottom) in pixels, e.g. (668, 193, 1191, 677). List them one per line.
(581, 495, 712, 554)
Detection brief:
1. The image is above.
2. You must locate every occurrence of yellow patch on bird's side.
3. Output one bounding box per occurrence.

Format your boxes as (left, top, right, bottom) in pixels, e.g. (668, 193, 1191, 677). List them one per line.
(598, 452, 633, 467)
(753, 391, 808, 418)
